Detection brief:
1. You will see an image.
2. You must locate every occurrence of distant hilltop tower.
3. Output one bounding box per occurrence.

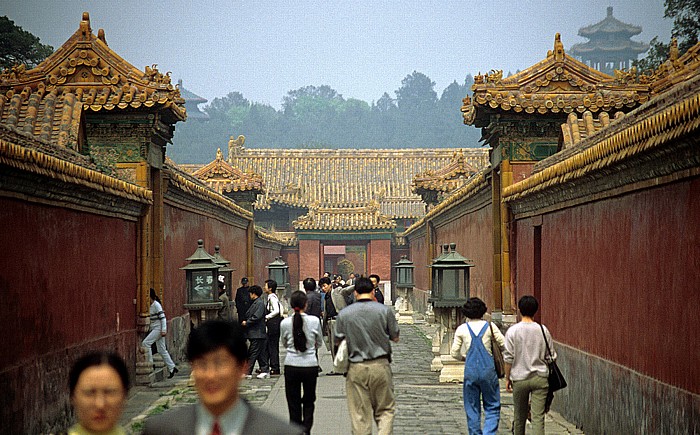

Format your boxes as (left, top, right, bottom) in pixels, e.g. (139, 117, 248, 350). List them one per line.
(177, 79, 209, 121)
(570, 6, 649, 75)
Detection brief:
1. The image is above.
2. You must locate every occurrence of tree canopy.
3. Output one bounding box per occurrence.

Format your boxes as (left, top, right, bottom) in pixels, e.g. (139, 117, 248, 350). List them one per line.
(169, 72, 480, 163)
(635, 0, 700, 72)
(0, 16, 53, 69)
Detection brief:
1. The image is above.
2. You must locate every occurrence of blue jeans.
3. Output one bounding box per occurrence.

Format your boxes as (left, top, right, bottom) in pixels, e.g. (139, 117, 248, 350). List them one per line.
(463, 373, 500, 434)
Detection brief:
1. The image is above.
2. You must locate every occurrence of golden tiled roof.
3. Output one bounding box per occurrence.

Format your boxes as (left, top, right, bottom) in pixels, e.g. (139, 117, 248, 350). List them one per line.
(226, 147, 489, 219)
(462, 34, 650, 127)
(503, 60, 700, 203)
(412, 149, 479, 194)
(293, 201, 396, 231)
(560, 110, 625, 148)
(0, 12, 185, 138)
(0, 130, 151, 204)
(163, 157, 253, 220)
(649, 39, 700, 94)
(255, 226, 297, 246)
(403, 169, 489, 237)
(191, 148, 264, 194)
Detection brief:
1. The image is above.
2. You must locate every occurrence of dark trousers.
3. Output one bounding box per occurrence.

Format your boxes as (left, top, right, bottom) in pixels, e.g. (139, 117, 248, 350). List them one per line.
(247, 338, 269, 374)
(267, 317, 282, 372)
(284, 365, 318, 434)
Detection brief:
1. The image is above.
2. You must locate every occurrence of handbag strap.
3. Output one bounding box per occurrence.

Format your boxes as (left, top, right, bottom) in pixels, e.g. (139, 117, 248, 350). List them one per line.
(539, 323, 554, 362)
(488, 322, 496, 352)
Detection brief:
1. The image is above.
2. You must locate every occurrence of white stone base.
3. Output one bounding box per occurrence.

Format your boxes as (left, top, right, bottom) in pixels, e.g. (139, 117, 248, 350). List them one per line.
(397, 311, 414, 324)
(438, 355, 464, 383)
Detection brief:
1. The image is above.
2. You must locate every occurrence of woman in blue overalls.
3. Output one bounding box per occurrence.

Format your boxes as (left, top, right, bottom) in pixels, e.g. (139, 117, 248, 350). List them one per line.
(451, 297, 506, 434)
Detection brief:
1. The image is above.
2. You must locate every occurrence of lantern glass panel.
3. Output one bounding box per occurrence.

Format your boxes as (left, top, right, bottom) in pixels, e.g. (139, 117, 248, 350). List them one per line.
(189, 270, 216, 303)
(444, 269, 458, 299)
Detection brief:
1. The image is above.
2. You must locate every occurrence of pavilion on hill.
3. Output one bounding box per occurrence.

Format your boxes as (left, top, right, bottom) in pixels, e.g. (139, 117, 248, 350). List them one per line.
(570, 6, 649, 75)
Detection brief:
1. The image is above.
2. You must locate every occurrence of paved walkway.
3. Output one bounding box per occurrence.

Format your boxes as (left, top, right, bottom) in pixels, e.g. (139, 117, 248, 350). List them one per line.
(122, 321, 583, 434)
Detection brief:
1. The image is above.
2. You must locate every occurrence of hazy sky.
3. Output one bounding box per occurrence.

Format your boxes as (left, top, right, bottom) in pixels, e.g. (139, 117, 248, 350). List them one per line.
(5, 1, 672, 109)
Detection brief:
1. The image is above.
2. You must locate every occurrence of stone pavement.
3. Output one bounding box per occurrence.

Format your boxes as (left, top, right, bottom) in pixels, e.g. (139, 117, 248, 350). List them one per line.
(122, 321, 583, 434)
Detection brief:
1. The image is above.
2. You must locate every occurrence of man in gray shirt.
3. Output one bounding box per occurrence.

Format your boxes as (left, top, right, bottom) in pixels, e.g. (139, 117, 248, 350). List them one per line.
(335, 277, 399, 435)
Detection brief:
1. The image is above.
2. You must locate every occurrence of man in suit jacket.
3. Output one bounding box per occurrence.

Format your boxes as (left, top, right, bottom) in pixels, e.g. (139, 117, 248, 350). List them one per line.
(143, 320, 302, 435)
(242, 285, 269, 378)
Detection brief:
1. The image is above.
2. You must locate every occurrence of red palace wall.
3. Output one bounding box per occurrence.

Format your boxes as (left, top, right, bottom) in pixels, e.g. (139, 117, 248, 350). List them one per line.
(163, 204, 249, 319)
(513, 178, 700, 395)
(282, 247, 300, 291)
(368, 239, 392, 283)
(254, 243, 282, 287)
(299, 239, 321, 280)
(433, 205, 494, 309)
(0, 197, 139, 433)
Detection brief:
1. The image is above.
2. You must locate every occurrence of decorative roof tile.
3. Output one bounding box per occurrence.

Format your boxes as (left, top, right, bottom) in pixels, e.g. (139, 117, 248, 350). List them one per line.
(255, 226, 297, 246)
(0, 12, 185, 127)
(0, 128, 151, 204)
(163, 157, 253, 220)
(293, 201, 396, 231)
(462, 34, 650, 127)
(648, 39, 700, 94)
(560, 110, 625, 149)
(224, 146, 489, 219)
(412, 149, 478, 195)
(191, 148, 264, 194)
(503, 58, 700, 203)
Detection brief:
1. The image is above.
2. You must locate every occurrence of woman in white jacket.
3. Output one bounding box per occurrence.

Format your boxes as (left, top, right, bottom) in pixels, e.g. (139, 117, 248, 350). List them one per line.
(142, 288, 178, 379)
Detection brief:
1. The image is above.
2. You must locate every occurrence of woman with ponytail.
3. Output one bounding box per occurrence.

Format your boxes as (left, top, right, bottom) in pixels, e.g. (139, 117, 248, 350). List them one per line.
(280, 289, 324, 434)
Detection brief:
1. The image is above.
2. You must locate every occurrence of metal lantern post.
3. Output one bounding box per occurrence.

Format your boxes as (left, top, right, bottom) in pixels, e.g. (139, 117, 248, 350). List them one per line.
(212, 245, 235, 303)
(394, 255, 415, 324)
(180, 239, 222, 327)
(428, 243, 474, 382)
(267, 256, 290, 299)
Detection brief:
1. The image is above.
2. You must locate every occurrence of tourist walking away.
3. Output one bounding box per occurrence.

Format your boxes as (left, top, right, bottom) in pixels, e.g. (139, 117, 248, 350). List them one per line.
(143, 320, 303, 435)
(451, 297, 506, 435)
(504, 295, 557, 435)
(304, 277, 322, 319)
(68, 351, 130, 435)
(281, 290, 324, 434)
(234, 277, 250, 324)
(242, 284, 270, 378)
(217, 281, 232, 321)
(335, 277, 400, 435)
(369, 274, 385, 304)
(264, 279, 283, 375)
(142, 288, 178, 379)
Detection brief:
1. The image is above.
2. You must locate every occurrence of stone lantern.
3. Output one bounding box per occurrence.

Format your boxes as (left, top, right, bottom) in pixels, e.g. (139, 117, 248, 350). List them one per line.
(428, 243, 474, 382)
(267, 256, 290, 299)
(180, 239, 222, 327)
(394, 255, 415, 324)
(212, 245, 235, 303)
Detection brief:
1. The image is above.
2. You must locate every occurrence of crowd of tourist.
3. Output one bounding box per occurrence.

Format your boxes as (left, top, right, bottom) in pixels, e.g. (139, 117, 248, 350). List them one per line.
(62, 271, 558, 435)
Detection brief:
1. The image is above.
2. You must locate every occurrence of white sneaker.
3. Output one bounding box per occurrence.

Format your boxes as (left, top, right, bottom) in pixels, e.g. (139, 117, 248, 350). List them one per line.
(256, 372, 270, 379)
(245, 374, 253, 380)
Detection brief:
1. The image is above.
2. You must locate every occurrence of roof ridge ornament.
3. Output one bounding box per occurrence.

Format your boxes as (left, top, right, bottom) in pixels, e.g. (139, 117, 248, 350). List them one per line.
(79, 12, 91, 41)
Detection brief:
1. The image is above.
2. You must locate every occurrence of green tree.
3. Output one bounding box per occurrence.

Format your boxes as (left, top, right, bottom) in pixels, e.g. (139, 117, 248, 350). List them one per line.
(0, 16, 54, 69)
(635, 0, 700, 72)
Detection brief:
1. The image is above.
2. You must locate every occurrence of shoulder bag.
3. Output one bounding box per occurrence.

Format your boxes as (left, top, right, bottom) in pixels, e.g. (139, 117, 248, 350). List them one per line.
(488, 322, 506, 378)
(540, 323, 567, 392)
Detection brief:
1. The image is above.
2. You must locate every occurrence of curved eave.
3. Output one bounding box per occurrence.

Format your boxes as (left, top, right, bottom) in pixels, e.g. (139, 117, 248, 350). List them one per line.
(503, 80, 700, 202)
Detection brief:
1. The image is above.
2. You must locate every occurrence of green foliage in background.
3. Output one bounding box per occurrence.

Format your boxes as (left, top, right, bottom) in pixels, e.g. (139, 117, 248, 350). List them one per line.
(169, 72, 481, 163)
(0, 16, 54, 69)
(634, 0, 700, 72)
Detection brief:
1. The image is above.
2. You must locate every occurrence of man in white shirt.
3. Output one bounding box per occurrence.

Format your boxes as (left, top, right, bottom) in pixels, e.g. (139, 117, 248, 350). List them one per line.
(264, 279, 283, 376)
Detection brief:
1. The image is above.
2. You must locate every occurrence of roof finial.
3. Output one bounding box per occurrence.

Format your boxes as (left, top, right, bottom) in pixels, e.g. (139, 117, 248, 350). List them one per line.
(79, 12, 92, 40)
(554, 33, 565, 62)
(607, 6, 613, 17)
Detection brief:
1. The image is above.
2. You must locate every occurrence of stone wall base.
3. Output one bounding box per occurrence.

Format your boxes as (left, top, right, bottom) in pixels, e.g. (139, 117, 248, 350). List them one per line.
(554, 343, 700, 434)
